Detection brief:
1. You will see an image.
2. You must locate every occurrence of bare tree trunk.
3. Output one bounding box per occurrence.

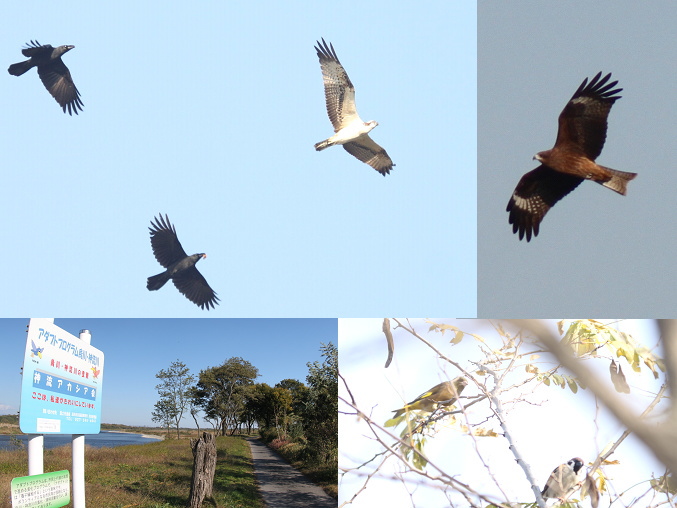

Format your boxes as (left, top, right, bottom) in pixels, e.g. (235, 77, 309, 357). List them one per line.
(187, 432, 217, 508)
(191, 410, 201, 436)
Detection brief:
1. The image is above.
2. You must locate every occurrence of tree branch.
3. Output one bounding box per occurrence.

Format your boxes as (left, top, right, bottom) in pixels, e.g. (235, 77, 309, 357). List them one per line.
(512, 319, 677, 473)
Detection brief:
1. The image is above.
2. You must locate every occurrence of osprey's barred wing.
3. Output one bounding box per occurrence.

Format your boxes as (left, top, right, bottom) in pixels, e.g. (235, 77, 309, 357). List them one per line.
(314, 38, 394, 175)
(315, 38, 358, 131)
(343, 135, 394, 176)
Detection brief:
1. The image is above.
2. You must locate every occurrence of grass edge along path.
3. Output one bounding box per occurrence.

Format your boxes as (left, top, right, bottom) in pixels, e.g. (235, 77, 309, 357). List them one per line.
(0, 435, 264, 507)
(260, 437, 338, 499)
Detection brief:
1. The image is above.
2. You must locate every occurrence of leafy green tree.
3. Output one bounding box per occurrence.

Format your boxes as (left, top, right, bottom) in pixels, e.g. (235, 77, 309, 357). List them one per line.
(246, 383, 273, 430)
(151, 395, 178, 437)
(238, 384, 261, 434)
(276, 379, 308, 440)
(302, 342, 338, 464)
(194, 357, 259, 435)
(154, 360, 195, 438)
(269, 386, 293, 439)
(246, 382, 300, 440)
(277, 378, 309, 415)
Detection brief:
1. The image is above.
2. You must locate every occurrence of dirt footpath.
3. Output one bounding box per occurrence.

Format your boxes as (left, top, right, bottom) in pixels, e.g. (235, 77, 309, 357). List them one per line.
(246, 437, 336, 507)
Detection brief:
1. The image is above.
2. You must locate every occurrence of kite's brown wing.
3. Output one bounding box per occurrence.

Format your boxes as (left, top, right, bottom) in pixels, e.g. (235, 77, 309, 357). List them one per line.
(554, 72, 622, 160)
(507, 165, 583, 241)
(172, 267, 220, 311)
(149, 214, 189, 268)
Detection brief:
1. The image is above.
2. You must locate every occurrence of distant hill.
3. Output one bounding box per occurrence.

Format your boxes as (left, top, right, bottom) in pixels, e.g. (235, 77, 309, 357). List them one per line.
(101, 423, 199, 435)
(0, 415, 198, 437)
(0, 414, 19, 425)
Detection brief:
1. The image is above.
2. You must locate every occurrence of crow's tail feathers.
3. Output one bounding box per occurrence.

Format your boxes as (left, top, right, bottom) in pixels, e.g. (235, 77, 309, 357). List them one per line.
(8, 60, 33, 76)
(147, 271, 171, 291)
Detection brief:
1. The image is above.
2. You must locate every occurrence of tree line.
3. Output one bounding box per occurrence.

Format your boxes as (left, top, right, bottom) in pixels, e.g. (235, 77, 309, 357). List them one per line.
(152, 342, 337, 465)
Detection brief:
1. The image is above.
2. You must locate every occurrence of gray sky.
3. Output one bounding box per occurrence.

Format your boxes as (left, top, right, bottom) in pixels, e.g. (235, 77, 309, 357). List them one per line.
(478, 1, 677, 316)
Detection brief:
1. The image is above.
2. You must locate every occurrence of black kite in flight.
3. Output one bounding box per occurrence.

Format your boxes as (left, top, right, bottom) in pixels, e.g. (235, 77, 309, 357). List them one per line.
(147, 214, 219, 310)
(507, 72, 637, 241)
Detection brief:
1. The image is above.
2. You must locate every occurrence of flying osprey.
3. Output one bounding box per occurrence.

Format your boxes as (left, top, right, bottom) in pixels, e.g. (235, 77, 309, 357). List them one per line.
(507, 72, 637, 241)
(314, 38, 394, 176)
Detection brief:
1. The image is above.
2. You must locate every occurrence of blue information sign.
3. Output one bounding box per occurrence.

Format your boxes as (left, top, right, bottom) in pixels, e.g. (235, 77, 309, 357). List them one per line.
(20, 319, 104, 435)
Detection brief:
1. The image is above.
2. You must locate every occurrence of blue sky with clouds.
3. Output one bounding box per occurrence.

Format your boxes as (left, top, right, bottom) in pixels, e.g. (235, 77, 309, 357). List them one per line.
(1, 318, 336, 427)
(1, 1, 476, 317)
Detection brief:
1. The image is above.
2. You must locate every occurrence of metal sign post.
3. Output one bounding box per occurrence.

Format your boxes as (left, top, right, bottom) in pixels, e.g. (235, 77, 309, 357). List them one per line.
(27, 435, 44, 476)
(71, 329, 92, 508)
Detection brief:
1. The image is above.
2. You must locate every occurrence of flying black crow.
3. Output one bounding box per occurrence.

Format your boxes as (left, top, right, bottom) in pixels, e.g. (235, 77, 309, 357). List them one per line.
(147, 214, 219, 310)
(8, 40, 84, 115)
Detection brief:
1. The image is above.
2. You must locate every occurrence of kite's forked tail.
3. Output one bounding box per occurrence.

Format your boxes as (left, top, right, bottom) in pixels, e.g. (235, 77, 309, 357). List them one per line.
(599, 166, 637, 196)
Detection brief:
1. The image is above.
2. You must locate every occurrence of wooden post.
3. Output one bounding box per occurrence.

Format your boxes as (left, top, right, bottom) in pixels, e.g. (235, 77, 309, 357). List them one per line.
(187, 432, 217, 508)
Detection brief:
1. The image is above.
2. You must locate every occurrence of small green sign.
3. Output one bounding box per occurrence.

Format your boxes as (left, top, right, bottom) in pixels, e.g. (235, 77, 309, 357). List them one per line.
(11, 470, 70, 508)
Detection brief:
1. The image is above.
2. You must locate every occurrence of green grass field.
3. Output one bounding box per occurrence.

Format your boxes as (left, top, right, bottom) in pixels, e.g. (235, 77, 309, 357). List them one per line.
(0, 436, 264, 508)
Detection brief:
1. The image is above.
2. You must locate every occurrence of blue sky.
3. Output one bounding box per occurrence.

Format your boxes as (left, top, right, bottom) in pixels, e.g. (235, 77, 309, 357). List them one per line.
(0, 318, 336, 427)
(339, 319, 668, 507)
(478, 1, 677, 316)
(0, 1, 476, 317)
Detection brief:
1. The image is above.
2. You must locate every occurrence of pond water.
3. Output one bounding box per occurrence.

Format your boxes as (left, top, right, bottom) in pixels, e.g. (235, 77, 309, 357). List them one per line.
(0, 431, 162, 451)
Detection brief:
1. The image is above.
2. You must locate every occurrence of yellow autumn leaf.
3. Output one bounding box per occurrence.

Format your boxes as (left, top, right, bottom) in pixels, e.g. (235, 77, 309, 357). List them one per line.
(525, 364, 539, 374)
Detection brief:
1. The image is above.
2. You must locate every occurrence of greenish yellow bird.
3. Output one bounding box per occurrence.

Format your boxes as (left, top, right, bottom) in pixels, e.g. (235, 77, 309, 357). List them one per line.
(392, 377, 468, 418)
